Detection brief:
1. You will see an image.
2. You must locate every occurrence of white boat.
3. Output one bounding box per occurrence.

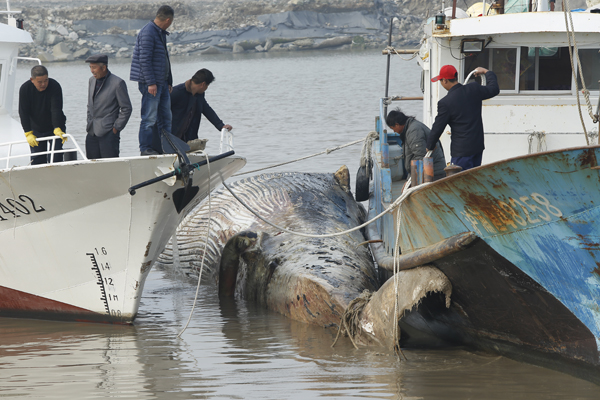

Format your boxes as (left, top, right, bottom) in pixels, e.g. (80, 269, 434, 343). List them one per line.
(0, 4, 246, 323)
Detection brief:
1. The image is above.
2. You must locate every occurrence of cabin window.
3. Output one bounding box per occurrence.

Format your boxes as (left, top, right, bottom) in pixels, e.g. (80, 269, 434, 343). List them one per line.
(520, 47, 571, 91)
(463, 48, 518, 91)
(577, 49, 600, 91)
(464, 46, 574, 92)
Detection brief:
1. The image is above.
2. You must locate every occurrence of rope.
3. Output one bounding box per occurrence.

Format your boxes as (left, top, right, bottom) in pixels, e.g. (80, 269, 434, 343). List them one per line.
(222, 178, 430, 239)
(384, 45, 419, 61)
(390, 150, 431, 359)
(177, 151, 211, 339)
(563, 0, 597, 145)
(331, 290, 373, 349)
(233, 137, 366, 177)
(360, 131, 378, 170)
(527, 131, 547, 154)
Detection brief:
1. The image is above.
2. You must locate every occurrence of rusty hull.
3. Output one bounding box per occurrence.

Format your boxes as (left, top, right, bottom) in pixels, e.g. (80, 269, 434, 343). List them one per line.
(368, 145, 600, 383)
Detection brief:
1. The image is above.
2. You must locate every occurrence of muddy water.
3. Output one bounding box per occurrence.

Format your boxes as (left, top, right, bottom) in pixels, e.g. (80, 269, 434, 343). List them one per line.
(2, 50, 599, 398)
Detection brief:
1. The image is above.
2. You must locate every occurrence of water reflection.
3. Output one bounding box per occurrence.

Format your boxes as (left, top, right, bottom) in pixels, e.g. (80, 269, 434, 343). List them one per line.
(1, 268, 598, 399)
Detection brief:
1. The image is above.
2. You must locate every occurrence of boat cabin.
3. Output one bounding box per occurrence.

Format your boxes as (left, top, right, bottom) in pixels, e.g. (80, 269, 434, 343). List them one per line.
(419, 10, 600, 164)
(0, 9, 34, 167)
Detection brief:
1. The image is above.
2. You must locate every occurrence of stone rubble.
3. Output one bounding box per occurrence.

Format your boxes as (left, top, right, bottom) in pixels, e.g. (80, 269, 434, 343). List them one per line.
(10, 0, 583, 62)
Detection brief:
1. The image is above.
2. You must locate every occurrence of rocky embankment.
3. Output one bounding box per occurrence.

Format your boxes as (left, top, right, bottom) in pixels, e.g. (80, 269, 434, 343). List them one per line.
(7, 0, 432, 62)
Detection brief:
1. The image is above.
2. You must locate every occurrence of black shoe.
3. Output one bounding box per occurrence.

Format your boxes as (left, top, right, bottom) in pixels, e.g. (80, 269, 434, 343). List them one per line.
(141, 149, 159, 156)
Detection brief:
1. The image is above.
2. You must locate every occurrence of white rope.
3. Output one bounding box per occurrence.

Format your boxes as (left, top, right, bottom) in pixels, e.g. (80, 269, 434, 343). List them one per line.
(464, 69, 487, 86)
(233, 137, 366, 177)
(360, 131, 379, 168)
(223, 177, 430, 239)
(563, 0, 597, 145)
(391, 150, 432, 357)
(223, 151, 434, 241)
(384, 45, 419, 61)
(527, 131, 547, 154)
(177, 152, 211, 339)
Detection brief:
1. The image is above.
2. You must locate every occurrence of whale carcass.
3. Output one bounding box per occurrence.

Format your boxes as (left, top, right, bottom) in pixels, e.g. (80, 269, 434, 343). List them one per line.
(157, 167, 452, 349)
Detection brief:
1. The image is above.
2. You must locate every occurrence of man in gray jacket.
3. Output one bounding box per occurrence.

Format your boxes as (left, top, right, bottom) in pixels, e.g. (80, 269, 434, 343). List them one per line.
(386, 108, 446, 181)
(85, 54, 132, 159)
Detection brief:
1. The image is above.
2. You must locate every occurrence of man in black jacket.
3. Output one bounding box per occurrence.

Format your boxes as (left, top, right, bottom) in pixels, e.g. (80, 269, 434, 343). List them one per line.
(18, 65, 67, 165)
(170, 68, 232, 143)
(426, 65, 499, 171)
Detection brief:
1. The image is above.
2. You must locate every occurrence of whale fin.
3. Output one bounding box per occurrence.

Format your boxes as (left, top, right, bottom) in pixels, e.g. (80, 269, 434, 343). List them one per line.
(219, 231, 258, 296)
(334, 165, 351, 194)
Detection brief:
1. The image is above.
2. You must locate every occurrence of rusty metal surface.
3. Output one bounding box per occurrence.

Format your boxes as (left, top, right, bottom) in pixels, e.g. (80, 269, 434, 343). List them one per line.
(371, 231, 477, 272)
(391, 146, 600, 357)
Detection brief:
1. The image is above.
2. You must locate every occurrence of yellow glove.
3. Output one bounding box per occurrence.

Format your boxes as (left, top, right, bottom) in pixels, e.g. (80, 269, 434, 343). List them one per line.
(24, 131, 38, 147)
(53, 128, 67, 144)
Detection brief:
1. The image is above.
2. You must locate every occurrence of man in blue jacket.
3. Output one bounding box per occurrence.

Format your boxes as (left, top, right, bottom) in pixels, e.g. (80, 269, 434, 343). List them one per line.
(130, 5, 174, 156)
(171, 68, 232, 142)
(426, 65, 499, 171)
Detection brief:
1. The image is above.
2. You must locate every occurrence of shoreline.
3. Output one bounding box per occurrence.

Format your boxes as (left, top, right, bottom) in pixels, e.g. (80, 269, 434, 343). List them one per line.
(7, 1, 426, 62)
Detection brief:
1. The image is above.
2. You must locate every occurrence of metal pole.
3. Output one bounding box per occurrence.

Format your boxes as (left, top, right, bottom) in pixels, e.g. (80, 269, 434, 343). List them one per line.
(383, 16, 394, 118)
(424, 157, 434, 182)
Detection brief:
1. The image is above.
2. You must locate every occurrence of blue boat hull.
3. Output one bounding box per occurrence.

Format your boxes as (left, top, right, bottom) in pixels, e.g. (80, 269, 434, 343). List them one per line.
(369, 145, 600, 383)
(399, 236, 600, 383)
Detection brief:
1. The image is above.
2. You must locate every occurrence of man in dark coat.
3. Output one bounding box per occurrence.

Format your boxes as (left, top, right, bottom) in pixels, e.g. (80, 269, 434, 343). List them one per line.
(85, 54, 132, 159)
(171, 68, 232, 142)
(130, 5, 174, 156)
(426, 65, 500, 171)
(18, 65, 67, 165)
(386, 109, 446, 181)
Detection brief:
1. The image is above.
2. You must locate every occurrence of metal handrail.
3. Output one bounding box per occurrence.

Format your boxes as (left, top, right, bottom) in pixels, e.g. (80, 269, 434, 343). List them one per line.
(0, 134, 88, 168)
(15, 57, 42, 65)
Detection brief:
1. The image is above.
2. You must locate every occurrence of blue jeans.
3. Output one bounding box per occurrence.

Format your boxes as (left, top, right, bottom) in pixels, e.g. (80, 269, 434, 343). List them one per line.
(451, 151, 483, 171)
(138, 82, 172, 152)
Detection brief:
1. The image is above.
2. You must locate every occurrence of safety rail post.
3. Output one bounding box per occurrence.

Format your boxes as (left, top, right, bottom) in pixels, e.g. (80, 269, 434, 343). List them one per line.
(377, 98, 393, 203)
(423, 157, 434, 182)
(410, 159, 425, 187)
(49, 136, 56, 164)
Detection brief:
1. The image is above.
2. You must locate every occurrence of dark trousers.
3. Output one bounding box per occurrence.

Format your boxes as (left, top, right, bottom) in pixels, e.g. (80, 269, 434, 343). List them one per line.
(451, 151, 483, 172)
(86, 132, 120, 159)
(31, 130, 63, 165)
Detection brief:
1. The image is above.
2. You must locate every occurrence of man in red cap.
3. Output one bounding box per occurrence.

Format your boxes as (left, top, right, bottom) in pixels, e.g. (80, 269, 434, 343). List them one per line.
(426, 65, 499, 171)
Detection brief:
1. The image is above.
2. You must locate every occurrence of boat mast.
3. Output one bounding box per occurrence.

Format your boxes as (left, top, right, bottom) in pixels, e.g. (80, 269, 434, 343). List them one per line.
(383, 16, 394, 118)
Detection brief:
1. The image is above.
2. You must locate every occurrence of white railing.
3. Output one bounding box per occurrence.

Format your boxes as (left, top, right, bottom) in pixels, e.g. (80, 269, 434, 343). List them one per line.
(0, 134, 88, 169)
(219, 128, 234, 153)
